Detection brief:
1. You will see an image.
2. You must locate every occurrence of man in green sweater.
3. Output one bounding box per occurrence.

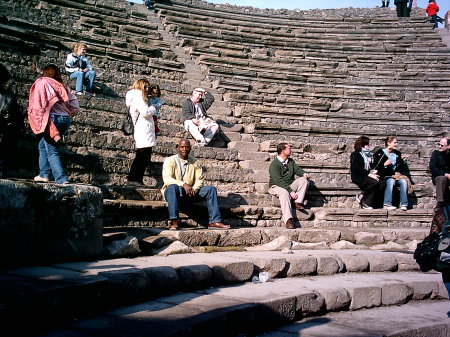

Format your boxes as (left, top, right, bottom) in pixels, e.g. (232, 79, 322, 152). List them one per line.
(268, 143, 310, 229)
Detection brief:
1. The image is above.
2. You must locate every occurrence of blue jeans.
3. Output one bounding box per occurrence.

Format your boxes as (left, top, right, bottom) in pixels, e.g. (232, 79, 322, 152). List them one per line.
(70, 70, 96, 93)
(38, 115, 71, 184)
(384, 177, 408, 207)
(164, 184, 221, 224)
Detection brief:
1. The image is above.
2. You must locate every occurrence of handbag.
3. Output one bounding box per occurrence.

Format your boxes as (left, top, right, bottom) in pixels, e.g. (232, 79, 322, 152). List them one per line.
(121, 110, 139, 136)
(414, 205, 450, 272)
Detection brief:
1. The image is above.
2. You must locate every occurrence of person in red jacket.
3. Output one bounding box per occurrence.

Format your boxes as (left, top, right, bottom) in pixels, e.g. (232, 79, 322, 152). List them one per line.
(426, 0, 439, 29)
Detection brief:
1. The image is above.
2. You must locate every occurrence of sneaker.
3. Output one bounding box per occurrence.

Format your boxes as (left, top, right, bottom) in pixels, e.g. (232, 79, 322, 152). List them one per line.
(383, 205, 397, 210)
(400, 205, 408, 211)
(194, 142, 206, 147)
(76, 91, 83, 96)
(355, 194, 363, 204)
(361, 203, 373, 210)
(34, 175, 49, 183)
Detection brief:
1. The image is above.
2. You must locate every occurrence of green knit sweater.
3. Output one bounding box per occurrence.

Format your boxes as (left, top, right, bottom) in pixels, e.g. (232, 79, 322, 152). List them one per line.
(269, 157, 305, 192)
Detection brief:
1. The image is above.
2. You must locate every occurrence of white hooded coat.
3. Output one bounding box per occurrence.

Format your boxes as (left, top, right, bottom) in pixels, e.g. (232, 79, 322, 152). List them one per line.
(125, 89, 156, 149)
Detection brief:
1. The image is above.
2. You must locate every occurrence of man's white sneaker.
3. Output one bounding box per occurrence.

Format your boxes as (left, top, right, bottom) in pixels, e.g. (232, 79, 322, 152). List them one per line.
(34, 176, 49, 183)
(361, 203, 373, 210)
(400, 205, 408, 211)
(383, 205, 397, 210)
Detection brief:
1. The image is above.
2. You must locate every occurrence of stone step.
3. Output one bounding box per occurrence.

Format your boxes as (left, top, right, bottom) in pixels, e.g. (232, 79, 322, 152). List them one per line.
(7, 264, 447, 336)
(260, 300, 450, 337)
(228, 141, 260, 152)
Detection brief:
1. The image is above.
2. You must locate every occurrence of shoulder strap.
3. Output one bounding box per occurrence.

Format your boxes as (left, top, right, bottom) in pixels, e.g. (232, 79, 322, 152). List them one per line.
(372, 152, 386, 170)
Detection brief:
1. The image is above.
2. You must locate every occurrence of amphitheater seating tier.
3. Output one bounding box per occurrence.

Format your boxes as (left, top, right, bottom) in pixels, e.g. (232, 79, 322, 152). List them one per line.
(0, 0, 449, 229)
(2, 4, 450, 333)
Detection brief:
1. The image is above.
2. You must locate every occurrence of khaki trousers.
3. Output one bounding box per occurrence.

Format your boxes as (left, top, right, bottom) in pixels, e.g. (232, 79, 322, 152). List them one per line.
(268, 177, 309, 225)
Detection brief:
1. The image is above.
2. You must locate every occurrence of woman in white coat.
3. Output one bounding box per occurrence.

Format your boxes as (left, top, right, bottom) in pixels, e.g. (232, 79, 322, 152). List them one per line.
(126, 79, 156, 186)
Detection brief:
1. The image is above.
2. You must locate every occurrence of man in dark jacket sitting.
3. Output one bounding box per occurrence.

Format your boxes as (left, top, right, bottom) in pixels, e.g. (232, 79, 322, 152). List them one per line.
(429, 137, 450, 207)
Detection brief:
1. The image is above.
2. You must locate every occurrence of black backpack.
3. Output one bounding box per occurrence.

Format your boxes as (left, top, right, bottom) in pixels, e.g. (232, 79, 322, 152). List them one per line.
(414, 205, 450, 273)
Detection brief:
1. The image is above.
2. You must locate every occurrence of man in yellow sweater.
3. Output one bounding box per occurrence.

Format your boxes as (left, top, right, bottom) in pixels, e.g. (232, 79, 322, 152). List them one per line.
(161, 139, 230, 230)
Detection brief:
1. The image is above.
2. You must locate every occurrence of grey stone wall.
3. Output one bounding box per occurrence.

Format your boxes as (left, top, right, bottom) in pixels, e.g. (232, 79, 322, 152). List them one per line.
(0, 180, 103, 269)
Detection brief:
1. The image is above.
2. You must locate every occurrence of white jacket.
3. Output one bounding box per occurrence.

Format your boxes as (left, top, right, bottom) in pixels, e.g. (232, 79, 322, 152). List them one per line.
(125, 89, 156, 149)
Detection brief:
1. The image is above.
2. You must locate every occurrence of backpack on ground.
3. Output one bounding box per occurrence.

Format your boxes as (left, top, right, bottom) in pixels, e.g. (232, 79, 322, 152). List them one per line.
(414, 205, 450, 273)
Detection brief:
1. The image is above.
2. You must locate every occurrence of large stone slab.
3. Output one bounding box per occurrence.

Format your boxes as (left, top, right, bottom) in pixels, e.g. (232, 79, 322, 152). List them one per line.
(0, 179, 103, 269)
(261, 301, 450, 337)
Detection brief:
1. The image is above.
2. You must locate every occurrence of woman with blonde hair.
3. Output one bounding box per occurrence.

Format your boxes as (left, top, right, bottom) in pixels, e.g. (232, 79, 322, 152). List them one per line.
(28, 64, 79, 184)
(373, 136, 409, 210)
(65, 42, 96, 97)
(126, 78, 156, 186)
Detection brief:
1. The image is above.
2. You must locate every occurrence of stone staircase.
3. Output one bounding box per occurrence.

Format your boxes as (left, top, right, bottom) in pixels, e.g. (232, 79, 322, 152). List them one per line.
(1, 249, 448, 336)
(1, 1, 450, 334)
(1, 0, 448, 230)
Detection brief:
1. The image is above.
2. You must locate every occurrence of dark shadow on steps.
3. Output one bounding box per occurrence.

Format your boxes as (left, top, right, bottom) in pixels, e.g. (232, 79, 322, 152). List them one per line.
(34, 281, 330, 337)
(305, 180, 326, 208)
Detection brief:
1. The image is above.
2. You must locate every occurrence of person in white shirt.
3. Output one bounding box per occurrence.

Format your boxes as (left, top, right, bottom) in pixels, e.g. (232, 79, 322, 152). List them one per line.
(181, 88, 219, 147)
(125, 79, 156, 186)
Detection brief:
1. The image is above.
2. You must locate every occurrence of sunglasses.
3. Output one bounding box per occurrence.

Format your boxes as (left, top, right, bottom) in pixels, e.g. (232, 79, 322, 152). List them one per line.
(144, 86, 150, 89)
(438, 144, 447, 147)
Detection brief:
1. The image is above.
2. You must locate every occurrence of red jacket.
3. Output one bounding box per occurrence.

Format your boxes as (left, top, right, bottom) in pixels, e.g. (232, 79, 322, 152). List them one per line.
(426, 3, 439, 16)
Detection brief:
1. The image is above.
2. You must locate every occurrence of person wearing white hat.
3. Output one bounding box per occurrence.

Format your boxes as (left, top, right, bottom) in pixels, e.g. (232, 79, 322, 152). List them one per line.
(181, 87, 219, 147)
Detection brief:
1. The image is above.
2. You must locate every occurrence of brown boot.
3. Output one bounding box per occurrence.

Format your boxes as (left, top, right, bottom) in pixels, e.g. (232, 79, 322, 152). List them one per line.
(285, 218, 295, 229)
(169, 219, 180, 230)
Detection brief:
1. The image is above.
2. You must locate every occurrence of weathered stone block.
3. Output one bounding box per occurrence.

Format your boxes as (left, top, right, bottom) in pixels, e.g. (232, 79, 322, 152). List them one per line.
(339, 254, 369, 272)
(347, 285, 381, 310)
(317, 256, 340, 275)
(285, 256, 317, 276)
(354, 232, 384, 246)
(98, 268, 151, 303)
(367, 254, 398, 272)
(176, 264, 213, 289)
(319, 287, 351, 311)
(381, 282, 412, 305)
(0, 179, 103, 269)
(295, 292, 325, 316)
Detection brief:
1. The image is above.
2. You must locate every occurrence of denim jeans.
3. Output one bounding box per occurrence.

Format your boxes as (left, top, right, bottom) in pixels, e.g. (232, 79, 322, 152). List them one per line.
(384, 177, 408, 207)
(164, 184, 221, 224)
(70, 70, 96, 93)
(38, 115, 71, 184)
